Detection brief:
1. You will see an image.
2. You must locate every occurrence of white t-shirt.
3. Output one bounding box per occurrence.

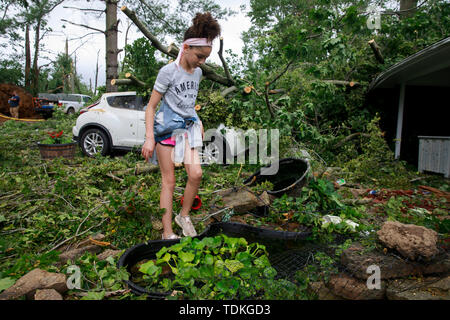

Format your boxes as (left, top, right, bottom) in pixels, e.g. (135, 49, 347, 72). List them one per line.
(153, 62, 202, 118)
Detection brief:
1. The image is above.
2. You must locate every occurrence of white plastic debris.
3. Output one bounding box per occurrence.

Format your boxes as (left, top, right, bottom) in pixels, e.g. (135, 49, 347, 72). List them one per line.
(322, 215, 359, 231)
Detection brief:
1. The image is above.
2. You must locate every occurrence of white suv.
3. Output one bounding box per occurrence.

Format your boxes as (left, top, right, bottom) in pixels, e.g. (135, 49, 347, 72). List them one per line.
(72, 91, 247, 163)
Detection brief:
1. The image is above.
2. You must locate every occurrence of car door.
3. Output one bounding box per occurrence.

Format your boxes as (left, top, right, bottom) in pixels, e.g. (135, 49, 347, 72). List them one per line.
(106, 95, 140, 147)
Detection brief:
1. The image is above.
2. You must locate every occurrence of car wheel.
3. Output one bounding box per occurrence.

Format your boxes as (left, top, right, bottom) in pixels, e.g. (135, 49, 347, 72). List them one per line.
(80, 128, 110, 157)
(199, 140, 226, 165)
(67, 107, 75, 114)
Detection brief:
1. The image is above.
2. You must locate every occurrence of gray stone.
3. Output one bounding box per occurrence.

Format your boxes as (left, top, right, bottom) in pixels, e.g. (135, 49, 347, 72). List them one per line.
(386, 276, 450, 300)
(327, 273, 386, 300)
(220, 189, 273, 213)
(0, 268, 67, 300)
(341, 244, 449, 280)
(377, 221, 439, 261)
(34, 289, 63, 300)
(308, 281, 343, 300)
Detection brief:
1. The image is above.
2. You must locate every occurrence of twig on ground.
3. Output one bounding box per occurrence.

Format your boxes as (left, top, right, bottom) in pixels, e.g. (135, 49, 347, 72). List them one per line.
(46, 218, 108, 253)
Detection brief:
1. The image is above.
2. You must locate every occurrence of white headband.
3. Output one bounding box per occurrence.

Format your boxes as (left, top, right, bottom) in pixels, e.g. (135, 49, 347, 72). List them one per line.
(174, 38, 212, 66)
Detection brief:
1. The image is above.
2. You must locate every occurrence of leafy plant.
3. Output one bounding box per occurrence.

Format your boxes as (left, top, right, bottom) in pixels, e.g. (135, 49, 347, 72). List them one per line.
(40, 130, 73, 144)
(137, 235, 287, 299)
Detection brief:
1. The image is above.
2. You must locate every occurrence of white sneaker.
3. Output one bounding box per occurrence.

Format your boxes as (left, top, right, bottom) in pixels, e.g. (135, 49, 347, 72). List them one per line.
(174, 215, 197, 237)
(162, 233, 180, 240)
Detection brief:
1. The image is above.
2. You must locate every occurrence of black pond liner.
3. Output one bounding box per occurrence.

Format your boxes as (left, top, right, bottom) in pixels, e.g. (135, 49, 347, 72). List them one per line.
(117, 221, 312, 298)
(243, 158, 310, 198)
(244, 158, 310, 217)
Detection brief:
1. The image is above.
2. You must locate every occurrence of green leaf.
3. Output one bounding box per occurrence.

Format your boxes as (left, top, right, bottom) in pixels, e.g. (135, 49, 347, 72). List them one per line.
(156, 253, 171, 265)
(0, 277, 16, 292)
(204, 254, 214, 265)
(254, 255, 271, 269)
(139, 260, 161, 277)
(178, 251, 195, 263)
(263, 267, 277, 279)
(236, 251, 252, 267)
(105, 256, 115, 265)
(224, 259, 245, 273)
(81, 291, 105, 300)
(198, 265, 214, 279)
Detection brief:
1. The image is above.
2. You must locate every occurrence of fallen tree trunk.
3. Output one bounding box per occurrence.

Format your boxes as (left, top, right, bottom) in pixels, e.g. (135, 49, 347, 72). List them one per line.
(111, 79, 133, 86)
(221, 86, 238, 97)
(322, 80, 360, 87)
(111, 73, 147, 87)
(368, 39, 384, 64)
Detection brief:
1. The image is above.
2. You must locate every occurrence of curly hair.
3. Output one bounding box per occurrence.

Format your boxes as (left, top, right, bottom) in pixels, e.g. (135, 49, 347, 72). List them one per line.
(184, 12, 221, 42)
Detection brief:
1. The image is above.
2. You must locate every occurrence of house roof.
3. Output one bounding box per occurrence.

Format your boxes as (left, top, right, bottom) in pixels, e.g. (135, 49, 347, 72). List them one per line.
(369, 37, 450, 91)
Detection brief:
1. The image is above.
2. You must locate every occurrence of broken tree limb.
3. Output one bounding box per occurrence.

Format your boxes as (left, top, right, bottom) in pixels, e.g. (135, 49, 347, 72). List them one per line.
(111, 79, 132, 86)
(264, 84, 275, 119)
(111, 73, 147, 87)
(120, 6, 172, 57)
(121, 5, 233, 87)
(125, 72, 147, 87)
(60, 19, 105, 34)
(168, 43, 179, 56)
(322, 80, 360, 87)
(264, 59, 295, 118)
(368, 39, 384, 64)
(268, 89, 286, 94)
(107, 162, 183, 178)
(217, 37, 234, 85)
(221, 86, 238, 97)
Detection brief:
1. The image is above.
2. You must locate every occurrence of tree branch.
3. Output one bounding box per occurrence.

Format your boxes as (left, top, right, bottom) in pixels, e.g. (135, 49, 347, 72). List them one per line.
(61, 19, 105, 34)
(321, 80, 360, 87)
(368, 39, 384, 64)
(63, 6, 105, 13)
(111, 73, 147, 87)
(137, 0, 178, 34)
(221, 86, 238, 97)
(125, 72, 147, 87)
(263, 59, 295, 118)
(120, 6, 173, 56)
(111, 79, 133, 86)
(120, 5, 233, 87)
(217, 37, 234, 84)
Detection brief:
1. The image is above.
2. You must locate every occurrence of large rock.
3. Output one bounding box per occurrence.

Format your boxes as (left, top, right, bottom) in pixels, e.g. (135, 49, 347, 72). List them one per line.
(59, 244, 102, 264)
(341, 244, 449, 280)
(34, 289, 63, 300)
(377, 221, 439, 260)
(327, 273, 386, 300)
(0, 268, 67, 300)
(220, 189, 273, 213)
(386, 276, 450, 300)
(308, 281, 343, 300)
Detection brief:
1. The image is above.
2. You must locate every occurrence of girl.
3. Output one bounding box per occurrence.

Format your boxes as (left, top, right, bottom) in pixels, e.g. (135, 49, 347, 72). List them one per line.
(141, 12, 221, 240)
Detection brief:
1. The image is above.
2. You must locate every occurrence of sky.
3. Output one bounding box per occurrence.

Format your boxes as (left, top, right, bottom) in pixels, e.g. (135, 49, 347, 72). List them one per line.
(41, 0, 252, 92)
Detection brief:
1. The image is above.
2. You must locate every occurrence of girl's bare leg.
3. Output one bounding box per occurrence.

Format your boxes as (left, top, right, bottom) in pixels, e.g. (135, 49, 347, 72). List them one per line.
(180, 140, 202, 217)
(156, 143, 176, 237)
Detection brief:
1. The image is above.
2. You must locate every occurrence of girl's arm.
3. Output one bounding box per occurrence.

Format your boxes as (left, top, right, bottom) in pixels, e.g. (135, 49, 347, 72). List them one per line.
(141, 89, 163, 161)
